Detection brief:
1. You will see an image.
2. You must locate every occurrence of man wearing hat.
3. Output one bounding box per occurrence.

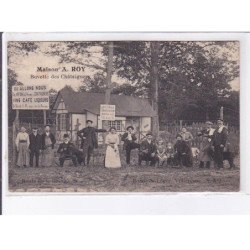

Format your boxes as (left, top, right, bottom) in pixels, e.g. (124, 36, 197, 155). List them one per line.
(57, 134, 78, 167)
(121, 126, 140, 166)
(77, 120, 106, 166)
(197, 121, 215, 168)
(212, 119, 228, 169)
(138, 132, 158, 166)
(29, 127, 42, 167)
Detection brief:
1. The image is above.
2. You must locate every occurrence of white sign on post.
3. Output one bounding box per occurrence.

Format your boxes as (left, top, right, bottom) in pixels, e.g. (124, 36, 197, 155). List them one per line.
(12, 85, 50, 110)
(100, 104, 116, 120)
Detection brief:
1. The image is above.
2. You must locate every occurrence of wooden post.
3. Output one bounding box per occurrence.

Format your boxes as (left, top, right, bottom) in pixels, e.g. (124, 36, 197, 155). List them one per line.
(150, 41, 160, 138)
(43, 110, 47, 125)
(13, 110, 20, 167)
(105, 41, 114, 105)
(102, 41, 114, 130)
(220, 106, 224, 120)
(76, 118, 80, 148)
(15, 110, 20, 127)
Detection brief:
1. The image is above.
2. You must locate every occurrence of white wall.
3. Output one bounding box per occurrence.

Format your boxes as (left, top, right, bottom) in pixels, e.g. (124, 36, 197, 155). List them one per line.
(72, 114, 86, 130)
(141, 117, 151, 135)
(86, 112, 98, 126)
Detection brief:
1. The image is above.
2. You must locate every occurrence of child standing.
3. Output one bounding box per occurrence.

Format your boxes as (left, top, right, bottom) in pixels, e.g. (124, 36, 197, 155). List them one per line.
(166, 142, 175, 166)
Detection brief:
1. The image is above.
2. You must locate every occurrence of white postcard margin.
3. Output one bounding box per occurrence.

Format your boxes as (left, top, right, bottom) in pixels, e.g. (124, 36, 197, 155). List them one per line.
(2, 32, 250, 214)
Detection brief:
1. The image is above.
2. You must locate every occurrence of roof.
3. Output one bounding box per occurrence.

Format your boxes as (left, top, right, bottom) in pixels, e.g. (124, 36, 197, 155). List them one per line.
(52, 87, 156, 117)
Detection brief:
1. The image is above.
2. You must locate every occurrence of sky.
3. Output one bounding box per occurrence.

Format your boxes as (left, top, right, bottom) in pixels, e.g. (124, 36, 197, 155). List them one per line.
(8, 41, 240, 92)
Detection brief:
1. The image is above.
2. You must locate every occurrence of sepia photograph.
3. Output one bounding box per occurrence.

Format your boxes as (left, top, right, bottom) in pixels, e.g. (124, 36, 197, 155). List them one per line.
(6, 39, 240, 192)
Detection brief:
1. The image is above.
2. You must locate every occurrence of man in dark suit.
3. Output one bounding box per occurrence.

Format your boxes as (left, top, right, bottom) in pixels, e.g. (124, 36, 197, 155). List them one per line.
(138, 132, 158, 166)
(29, 128, 42, 167)
(77, 120, 106, 166)
(57, 134, 78, 167)
(212, 119, 228, 169)
(121, 126, 140, 166)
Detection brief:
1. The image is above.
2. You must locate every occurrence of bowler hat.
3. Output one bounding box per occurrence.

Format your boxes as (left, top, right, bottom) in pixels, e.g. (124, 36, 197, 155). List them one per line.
(126, 126, 134, 130)
(63, 134, 69, 138)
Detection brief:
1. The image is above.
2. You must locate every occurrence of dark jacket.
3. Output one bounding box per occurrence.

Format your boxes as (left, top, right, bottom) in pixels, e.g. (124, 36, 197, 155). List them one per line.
(140, 139, 157, 155)
(212, 126, 228, 147)
(174, 140, 190, 155)
(57, 142, 75, 156)
(29, 133, 42, 151)
(121, 132, 137, 149)
(77, 127, 106, 149)
(41, 132, 56, 149)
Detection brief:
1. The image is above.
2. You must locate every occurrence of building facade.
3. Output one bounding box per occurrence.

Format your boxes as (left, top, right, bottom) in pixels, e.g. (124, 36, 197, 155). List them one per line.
(52, 87, 156, 144)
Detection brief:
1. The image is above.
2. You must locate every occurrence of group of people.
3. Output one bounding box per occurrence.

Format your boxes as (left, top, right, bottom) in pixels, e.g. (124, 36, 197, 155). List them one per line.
(101, 118, 235, 169)
(15, 118, 236, 170)
(15, 125, 56, 168)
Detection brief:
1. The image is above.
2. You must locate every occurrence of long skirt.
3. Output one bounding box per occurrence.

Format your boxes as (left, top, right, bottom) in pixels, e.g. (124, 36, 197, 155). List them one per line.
(105, 145, 121, 168)
(17, 142, 29, 167)
(199, 142, 213, 162)
(41, 147, 54, 167)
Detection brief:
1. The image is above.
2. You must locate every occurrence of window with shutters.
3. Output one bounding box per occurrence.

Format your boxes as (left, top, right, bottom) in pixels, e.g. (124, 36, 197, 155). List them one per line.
(108, 120, 122, 131)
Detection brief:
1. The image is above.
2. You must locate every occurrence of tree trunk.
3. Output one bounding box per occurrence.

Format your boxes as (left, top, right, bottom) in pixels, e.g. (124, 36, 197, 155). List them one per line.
(103, 42, 114, 130)
(105, 41, 114, 104)
(150, 42, 160, 137)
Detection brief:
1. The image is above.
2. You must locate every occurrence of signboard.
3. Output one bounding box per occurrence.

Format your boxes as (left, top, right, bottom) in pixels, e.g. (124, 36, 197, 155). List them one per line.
(100, 104, 116, 120)
(12, 85, 50, 110)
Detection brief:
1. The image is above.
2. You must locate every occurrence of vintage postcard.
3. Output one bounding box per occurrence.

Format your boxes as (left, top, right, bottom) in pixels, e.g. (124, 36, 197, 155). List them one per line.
(4, 34, 240, 193)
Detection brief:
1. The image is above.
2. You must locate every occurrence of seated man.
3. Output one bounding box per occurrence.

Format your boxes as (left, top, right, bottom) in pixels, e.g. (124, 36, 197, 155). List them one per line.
(57, 134, 78, 167)
(139, 132, 158, 166)
(174, 134, 193, 167)
(121, 126, 140, 166)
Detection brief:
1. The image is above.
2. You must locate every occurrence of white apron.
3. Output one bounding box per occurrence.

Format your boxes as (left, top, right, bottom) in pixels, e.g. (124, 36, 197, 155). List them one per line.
(105, 133, 121, 168)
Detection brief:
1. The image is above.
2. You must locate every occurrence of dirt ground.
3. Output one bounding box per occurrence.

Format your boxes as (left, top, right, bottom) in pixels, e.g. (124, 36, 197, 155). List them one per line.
(9, 155, 240, 193)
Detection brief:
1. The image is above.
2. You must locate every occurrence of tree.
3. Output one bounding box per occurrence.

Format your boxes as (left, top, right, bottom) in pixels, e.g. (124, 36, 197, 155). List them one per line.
(46, 41, 240, 132)
(78, 74, 106, 93)
(8, 68, 22, 123)
(8, 42, 39, 123)
(114, 41, 239, 127)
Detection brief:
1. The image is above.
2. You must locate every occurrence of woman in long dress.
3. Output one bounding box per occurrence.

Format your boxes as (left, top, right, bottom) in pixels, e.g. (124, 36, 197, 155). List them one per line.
(15, 126, 30, 167)
(197, 122, 215, 168)
(105, 127, 121, 169)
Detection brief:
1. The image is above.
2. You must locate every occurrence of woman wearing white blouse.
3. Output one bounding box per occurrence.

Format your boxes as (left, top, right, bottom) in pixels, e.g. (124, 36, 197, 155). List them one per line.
(15, 126, 30, 167)
(105, 127, 121, 168)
